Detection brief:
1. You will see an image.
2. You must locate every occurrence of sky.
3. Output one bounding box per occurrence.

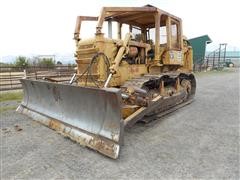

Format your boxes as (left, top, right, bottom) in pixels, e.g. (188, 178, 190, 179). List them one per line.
(0, 0, 239, 59)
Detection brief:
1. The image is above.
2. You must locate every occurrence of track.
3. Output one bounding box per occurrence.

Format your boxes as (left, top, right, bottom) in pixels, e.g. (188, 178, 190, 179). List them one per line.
(121, 72, 196, 127)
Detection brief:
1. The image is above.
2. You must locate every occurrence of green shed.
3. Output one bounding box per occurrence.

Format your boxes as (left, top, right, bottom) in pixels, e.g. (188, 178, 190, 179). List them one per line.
(188, 35, 212, 64)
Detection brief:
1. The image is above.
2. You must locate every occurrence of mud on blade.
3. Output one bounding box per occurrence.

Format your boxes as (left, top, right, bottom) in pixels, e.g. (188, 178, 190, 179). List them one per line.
(17, 79, 124, 159)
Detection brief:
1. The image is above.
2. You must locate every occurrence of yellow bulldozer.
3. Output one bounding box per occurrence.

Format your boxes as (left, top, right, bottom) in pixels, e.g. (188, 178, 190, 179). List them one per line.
(17, 5, 196, 159)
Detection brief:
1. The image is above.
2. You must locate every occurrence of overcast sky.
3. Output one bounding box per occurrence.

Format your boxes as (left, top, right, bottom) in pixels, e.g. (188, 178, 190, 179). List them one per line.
(0, 0, 239, 57)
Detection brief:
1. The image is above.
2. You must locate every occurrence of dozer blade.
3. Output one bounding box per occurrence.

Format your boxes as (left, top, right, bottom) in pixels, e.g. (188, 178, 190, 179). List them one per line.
(17, 79, 124, 159)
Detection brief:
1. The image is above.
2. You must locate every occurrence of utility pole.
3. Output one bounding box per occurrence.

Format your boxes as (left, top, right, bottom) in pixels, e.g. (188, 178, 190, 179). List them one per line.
(221, 43, 227, 63)
(218, 44, 221, 68)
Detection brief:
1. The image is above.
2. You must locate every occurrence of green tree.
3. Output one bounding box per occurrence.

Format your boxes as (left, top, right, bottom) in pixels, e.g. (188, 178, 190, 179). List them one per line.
(15, 56, 28, 68)
(56, 61, 62, 65)
(38, 58, 55, 67)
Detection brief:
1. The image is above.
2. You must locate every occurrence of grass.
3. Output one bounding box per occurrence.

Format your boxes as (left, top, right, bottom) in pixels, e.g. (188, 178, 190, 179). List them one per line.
(0, 90, 23, 102)
(0, 105, 17, 113)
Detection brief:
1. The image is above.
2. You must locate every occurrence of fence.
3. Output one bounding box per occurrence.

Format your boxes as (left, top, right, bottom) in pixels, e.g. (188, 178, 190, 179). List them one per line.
(0, 65, 76, 91)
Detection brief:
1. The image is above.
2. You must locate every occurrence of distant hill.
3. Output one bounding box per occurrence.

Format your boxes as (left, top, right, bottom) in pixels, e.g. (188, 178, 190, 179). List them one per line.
(0, 53, 75, 65)
(0, 55, 16, 64)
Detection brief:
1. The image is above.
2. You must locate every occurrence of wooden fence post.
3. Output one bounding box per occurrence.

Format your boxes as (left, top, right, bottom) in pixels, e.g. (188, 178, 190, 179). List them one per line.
(23, 69, 27, 79)
(10, 71, 12, 89)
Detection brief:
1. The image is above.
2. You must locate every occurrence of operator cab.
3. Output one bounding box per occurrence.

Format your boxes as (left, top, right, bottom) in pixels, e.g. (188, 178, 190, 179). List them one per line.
(74, 4, 184, 74)
(74, 5, 183, 66)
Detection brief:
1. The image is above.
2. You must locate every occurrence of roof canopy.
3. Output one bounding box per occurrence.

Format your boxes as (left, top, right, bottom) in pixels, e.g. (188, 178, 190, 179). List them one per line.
(101, 5, 181, 28)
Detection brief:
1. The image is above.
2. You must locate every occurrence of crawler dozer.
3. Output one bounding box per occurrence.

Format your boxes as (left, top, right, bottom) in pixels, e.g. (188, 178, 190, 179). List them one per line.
(17, 5, 196, 159)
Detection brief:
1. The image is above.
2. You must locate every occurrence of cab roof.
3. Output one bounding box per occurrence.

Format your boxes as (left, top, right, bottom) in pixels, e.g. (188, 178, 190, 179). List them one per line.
(102, 5, 181, 28)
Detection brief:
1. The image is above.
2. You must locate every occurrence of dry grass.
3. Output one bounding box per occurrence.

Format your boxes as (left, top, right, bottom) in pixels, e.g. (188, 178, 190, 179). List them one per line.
(0, 105, 17, 113)
(0, 90, 23, 102)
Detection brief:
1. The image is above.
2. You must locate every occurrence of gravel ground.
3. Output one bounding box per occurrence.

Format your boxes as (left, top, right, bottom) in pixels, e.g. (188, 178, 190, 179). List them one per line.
(1, 70, 239, 179)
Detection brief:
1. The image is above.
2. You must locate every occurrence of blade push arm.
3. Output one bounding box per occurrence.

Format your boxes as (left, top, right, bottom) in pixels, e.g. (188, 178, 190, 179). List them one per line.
(104, 33, 132, 88)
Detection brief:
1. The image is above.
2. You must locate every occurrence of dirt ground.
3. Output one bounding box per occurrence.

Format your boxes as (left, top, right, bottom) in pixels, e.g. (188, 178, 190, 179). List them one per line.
(1, 70, 239, 179)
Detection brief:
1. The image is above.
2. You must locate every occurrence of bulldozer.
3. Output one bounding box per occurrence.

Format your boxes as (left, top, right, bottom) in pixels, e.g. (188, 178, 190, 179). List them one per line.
(17, 5, 196, 159)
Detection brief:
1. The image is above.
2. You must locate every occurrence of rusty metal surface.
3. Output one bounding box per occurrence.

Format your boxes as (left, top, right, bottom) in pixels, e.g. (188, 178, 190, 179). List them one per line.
(17, 79, 124, 159)
(124, 91, 187, 127)
(122, 73, 196, 127)
(140, 98, 194, 123)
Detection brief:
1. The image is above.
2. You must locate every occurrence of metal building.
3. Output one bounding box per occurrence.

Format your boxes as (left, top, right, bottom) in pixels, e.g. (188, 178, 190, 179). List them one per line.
(188, 35, 212, 64)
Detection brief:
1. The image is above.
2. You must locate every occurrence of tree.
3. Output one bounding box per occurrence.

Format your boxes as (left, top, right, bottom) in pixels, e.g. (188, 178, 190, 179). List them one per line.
(29, 56, 38, 66)
(56, 61, 62, 65)
(15, 56, 28, 68)
(38, 58, 55, 67)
